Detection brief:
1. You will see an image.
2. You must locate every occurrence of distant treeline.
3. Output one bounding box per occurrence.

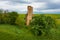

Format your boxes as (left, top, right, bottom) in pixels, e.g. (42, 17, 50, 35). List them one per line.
(0, 9, 18, 25)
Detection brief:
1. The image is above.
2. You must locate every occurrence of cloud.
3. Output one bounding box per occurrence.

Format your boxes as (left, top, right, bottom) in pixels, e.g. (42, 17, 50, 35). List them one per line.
(0, 0, 60, 13)
(40, 9, 60, 13)
(0, 0, 47, 13)
(49, 0, 60, 4)
(30, 2, 47, 9)
(0, 1, 11, 10)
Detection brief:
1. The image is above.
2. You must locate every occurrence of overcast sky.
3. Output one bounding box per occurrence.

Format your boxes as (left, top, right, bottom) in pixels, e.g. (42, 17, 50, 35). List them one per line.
(0, 0, 60, 14)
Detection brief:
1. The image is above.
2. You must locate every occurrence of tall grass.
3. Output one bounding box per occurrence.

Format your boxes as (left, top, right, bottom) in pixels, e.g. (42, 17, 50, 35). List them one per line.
(0, 14, 60, 40)
(0, 24, 60, 40)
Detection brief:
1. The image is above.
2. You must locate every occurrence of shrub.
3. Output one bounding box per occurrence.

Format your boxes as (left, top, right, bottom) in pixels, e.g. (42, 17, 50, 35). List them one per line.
(30, 14, 56, 36)
(0, 10, 18, 25)
(8, 11, 18, 25)
(15, 15, 25, 27)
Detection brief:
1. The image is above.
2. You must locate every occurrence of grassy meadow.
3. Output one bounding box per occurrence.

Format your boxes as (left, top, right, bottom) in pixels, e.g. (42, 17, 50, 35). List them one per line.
(0, 14, 60, 40)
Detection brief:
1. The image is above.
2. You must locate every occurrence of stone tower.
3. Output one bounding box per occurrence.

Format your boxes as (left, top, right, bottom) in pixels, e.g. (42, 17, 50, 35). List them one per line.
(26, 6, 33, 26)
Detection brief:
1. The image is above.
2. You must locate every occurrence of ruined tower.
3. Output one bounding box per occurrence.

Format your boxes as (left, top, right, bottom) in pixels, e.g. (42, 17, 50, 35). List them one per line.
(26, 6, 33, 26)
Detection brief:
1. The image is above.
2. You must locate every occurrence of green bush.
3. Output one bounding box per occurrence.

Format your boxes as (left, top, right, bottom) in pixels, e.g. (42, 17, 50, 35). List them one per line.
(30, 14, 56, 36)
(0, 9, 18, 25)
(15, 14, 25, 27)
(8, 12, 18, 25)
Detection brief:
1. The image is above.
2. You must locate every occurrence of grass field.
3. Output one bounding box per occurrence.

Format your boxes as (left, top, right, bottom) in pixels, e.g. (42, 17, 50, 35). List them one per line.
(0, 14, 60, 40)
(0, 24, 60, 40)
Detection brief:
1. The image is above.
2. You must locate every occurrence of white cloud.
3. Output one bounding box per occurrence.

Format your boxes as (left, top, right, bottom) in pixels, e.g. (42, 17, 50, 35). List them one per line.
(29, 2, 47, 9)
(22, 0, 32, 2)
(0, 1, 47, 13)
(40, 9, 60, 13)
(21, 0, 36, 2)
(18, 2, 47, 12)
(0, 1, 13, 10)
(0, 1, 27, 12)
(0, 0, 60, 13)
(50, 0, 60, 4)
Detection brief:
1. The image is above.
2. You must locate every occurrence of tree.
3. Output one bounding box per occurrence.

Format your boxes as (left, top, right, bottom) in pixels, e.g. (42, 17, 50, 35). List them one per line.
(2, 10, 9, 24)
(0, 9, 3, 24)
(0, 10, 18, 25)
(30, 14, 56, 36)
(9, 11, 18, 25)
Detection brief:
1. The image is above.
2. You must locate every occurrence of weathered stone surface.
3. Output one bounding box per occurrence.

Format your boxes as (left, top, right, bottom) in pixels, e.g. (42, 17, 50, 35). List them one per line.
(26, 6, 33, 26)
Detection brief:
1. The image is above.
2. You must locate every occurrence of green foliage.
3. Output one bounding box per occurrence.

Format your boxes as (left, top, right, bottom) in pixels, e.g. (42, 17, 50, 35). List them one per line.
(0, 9, 60, 40)
(9, 12, 18, 24)
(0, 9, 18, 25)
(0, 13, 2, 23)
(0, 24, 60, 40)
(0, 9, 3, 24)
(30, 14, 56, 36)
(15, 14, 25, 27)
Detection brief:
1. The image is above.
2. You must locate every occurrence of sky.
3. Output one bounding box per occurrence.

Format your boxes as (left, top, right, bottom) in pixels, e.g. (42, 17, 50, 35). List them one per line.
(0, 0, 60, 14)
